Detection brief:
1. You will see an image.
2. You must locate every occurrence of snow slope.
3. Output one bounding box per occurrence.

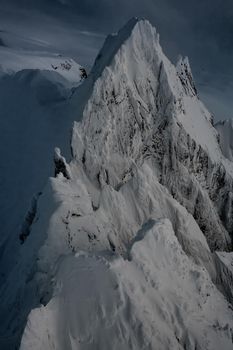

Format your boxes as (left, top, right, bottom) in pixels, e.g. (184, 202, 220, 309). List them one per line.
(0, 69, 74, 261)
(215, 119, 233, 162)
(0, 28, 86, 248)
(1, 18, 233, 350)
(21, 220, 233, 350)
(0, 35, 86, 345)
(0, 29, 85, 86)
(0, 46, 83, 86)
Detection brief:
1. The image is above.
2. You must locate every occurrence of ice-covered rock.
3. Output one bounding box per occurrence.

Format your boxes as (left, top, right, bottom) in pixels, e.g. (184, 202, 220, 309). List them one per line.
(176, 56, 197, 97)
(72, 18, 233, 250)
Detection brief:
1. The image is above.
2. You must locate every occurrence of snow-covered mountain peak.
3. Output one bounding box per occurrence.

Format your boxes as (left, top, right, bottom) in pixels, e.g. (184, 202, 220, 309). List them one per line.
(69, 19, 233, 251)
(1, 18, 233, 350)
(91, 18, 160, 79)
(71, 19, 226, 189)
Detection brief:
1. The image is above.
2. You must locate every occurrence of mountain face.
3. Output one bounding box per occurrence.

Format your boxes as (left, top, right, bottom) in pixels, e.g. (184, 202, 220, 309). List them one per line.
(71, 18, 233, 253)
(1, 18, 233, 350)
(215, 119, 233, 162)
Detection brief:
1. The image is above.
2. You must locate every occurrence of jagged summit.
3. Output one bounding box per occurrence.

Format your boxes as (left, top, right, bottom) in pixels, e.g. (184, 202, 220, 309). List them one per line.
(72, 19, 223, 183)
(72, 18, 225, 174)
(69, 20, 233, 256)
(91, 18, 159, 79)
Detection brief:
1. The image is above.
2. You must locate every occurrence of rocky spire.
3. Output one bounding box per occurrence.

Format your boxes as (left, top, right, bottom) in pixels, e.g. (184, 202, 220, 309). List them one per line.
(176, 56, 197, 97)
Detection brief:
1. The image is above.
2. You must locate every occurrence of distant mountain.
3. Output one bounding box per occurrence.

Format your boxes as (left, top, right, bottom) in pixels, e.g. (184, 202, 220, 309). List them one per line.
(0, 18, 233, 350)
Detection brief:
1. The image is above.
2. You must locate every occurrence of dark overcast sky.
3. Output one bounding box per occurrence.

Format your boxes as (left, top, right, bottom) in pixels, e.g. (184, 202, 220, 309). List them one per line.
(0, 0, 233, 121)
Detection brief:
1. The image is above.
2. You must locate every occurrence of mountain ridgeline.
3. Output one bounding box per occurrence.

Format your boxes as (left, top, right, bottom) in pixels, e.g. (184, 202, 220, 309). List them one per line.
(0, 18, 233, 350)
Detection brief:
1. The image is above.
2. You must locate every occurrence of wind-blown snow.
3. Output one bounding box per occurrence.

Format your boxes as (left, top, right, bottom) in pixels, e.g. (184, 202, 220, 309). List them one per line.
(20, 220, 233, 350)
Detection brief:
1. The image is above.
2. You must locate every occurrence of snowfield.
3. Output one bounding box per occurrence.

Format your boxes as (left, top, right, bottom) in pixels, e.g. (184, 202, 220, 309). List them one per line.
(21, 220, 233, 350)
(0, 35, 84, 85)
(0, 36, 86, 294)
(0, 18, 233, 350)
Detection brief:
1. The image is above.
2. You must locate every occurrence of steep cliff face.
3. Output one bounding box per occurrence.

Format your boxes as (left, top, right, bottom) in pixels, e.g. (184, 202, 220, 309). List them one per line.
(1, 18, 233, 350)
